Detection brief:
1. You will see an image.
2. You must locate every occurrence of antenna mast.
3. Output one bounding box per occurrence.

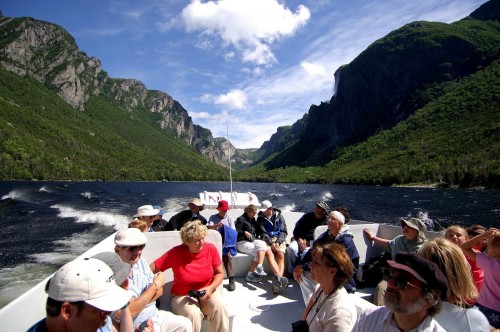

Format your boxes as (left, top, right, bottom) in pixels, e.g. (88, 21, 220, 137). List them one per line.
(227, 121, 233, 206)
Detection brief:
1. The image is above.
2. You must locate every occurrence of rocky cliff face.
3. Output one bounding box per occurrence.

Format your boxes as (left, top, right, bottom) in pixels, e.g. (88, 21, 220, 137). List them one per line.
(259, 2, 500, 168)
(0, 17, 229, 166)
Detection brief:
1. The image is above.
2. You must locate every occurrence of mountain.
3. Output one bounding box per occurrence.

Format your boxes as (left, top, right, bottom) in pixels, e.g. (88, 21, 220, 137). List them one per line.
(0, 16, 233, 169)
(241, 0, 499, 188)
(0, 16, 233, 181)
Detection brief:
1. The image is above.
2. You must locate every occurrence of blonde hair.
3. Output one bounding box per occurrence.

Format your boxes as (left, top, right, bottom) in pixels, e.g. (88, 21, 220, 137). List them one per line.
(312, 243, 354, 291)
(244, 204, 258, 214)
(128, 218, 148, 233)
(489, 229, 500, 252)
(180, 220, 207, 243)
(418, 238, 477, 306)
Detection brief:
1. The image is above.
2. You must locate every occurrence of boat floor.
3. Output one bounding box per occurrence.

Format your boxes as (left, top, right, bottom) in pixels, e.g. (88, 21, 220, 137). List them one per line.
(221, 276, 304, 331)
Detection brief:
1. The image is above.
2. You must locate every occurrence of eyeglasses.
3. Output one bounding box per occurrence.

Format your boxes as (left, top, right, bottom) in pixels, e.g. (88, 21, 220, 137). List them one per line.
(383, 269, 422, 290)
(122, 244, 145, 251)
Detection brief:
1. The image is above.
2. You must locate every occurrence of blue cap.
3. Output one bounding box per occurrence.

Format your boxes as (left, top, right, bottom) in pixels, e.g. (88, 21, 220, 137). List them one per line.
(152, 205, 164, 215)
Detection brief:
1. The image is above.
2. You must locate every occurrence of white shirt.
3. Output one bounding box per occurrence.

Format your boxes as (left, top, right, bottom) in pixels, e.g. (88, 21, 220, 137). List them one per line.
(435, 302, 490, 332)
(353, 306, 445, 332)
(306, 287, 357, 332)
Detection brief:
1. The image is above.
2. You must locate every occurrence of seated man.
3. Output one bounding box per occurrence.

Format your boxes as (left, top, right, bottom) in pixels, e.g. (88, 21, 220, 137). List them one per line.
(27, 257, 132, 332)
(167, 198, 207, 231)
(353, 252, 449, 332)
(287, 201, 329, 275)
(114, 228, 192, 332)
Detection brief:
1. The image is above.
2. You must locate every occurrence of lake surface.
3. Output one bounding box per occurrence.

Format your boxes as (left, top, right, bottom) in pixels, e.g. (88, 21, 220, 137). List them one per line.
(0, 181, 498, 308)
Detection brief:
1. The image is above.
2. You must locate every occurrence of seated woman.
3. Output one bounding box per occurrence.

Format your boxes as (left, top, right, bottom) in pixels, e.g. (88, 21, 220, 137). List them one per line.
(418, 238, 489, 332)
(129, 218, 149, 233)
(293, 242, 357, 332)
(149, 220, 229, 332)
(444, 225, 484, 292)
(235, 204, 283, 285)
(293, 210, 359, 305)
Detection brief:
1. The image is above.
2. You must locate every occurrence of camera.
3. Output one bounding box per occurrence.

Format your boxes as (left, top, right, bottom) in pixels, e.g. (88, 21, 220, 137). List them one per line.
(291, 320, 309, 332)
(138, 320, 148, 332)
(188, 289, 206, 299)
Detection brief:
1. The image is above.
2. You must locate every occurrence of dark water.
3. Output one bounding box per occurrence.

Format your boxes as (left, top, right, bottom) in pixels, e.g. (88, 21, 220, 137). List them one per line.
(0, 181, 498, 308)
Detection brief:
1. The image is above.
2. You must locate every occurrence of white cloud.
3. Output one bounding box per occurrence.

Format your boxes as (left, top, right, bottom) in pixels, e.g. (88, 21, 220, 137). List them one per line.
(214, 89, 248, 110)
(180, 0, 310, 66)
(301, 61, 327, 77)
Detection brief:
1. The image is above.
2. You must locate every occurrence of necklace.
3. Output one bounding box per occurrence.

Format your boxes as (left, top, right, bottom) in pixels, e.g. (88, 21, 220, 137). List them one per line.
(305, 288, 336, 325)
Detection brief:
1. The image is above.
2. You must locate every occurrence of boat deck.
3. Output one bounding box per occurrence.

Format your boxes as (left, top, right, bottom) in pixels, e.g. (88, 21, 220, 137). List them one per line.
(222, 277, 304, 331)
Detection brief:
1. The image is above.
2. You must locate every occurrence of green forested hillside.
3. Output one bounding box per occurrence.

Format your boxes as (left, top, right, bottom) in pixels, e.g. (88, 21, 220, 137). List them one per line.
(0, 67, 228, 181)
(238, 60, 500, 188)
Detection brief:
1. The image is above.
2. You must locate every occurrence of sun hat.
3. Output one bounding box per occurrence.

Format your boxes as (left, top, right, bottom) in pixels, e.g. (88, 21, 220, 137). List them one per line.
(152, 205, 164, 215)
(114, 228, 147, 247)
(387, 252, 449, 300)
(260, 200, 273, 212)
(400, 217, 427, 242)
(315, 201, 330, 213)
(216, 200, 230, 211)
(92, 252, 131, 286)
(48, 258, 131, 311)
(188, 198, 204, 211)
(133, 205, 160, 217)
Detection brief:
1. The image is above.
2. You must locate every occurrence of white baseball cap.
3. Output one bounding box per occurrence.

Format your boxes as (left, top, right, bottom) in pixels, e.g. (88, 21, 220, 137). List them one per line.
(260, 200, 273, 212)
(133, 205, 160, 217)
(48, 258, 131, 312)
(114, 228, 147, 247)
(92, 252, 131, 286)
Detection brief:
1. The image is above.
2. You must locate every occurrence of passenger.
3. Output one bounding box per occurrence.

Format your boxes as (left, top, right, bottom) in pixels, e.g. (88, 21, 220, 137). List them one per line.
(293, 210, 359, 305)
(287, 201, 329, 275)
(207, 200, 237, 291)
(255, 200, 289, 294)
(353, 252, 448, 332)
(151, 205, 168, 231)
(114, 228, 192, 332)
(166, 198, 207, 231)
(444, 225, 484, 292)
(27, 258, 132, 332)
(92, 252, 154, 332)
(363, 217, 427, 305)
(418, 238, 489, 331)
(150, 220, 229, 332)
(466, 225, 488, 253)
(461, 228, 500, 330)
(132, 205, 161, 232)
(129, 218, 149, 233)
(292, 243, 357, 332)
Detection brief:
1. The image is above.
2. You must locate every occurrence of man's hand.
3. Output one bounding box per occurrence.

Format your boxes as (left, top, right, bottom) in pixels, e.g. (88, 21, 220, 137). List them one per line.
(298, 238, 307, 251)
(293, 265, 304, 283)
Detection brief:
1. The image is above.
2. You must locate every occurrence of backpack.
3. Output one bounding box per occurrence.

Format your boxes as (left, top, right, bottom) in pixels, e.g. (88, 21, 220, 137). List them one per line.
(356, 252, 391, 288)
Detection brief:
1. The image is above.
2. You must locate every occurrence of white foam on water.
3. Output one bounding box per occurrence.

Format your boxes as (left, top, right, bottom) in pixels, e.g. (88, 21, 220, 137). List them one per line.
(38, 186, 51, 193)
(51, 204, 130, 230)
(281, 203, 296, 212)
(163, 197, 189, 214)
(80, 191, 94, 199)
(321, 191, 334, 201)
(1, 189, 30, 201)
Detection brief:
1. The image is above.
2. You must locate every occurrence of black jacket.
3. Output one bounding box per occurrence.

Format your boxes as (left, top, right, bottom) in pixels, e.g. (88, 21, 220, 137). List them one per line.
(166, 209, 207, 231)
(235, 213, 257, 242)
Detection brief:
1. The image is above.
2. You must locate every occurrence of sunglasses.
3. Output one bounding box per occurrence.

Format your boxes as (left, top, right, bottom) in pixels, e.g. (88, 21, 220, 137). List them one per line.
(383, 269, 422, 290)
(122, 244, 145, 251)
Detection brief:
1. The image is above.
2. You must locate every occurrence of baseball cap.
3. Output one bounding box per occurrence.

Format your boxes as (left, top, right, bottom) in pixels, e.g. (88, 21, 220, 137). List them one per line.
(114, 228, 147, 247)
(387, 252, 449, 300)
(48, 258, 131, 311)
(260, 200, 273, 212)
(133, 205, 160, 217)
(92, 252, 131, 286)
(152, 205, 165, 215)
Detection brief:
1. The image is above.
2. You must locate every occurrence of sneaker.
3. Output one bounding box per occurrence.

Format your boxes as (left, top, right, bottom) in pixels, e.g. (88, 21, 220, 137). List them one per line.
(228, 278, 236, 291)
(245, 273, 261, 283)
(272, 285, 280, 294)
(254, 265, 267, 276)
(280, 276, 289, 289)
(272, 274, 281, 290)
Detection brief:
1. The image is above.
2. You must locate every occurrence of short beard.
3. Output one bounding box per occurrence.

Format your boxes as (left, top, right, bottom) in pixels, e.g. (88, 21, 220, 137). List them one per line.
(384, 289, 427, 314)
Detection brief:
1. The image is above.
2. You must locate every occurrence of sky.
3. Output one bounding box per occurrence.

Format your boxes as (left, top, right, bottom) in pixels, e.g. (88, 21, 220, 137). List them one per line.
(1, 0, 487, 148)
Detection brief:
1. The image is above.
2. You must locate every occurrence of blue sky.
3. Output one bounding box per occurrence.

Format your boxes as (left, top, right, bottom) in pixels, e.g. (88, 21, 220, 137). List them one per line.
(1, 0, 487, 148)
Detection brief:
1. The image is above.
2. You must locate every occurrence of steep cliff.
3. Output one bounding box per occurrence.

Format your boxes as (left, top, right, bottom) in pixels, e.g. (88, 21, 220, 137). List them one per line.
(0, 17, 229, 167)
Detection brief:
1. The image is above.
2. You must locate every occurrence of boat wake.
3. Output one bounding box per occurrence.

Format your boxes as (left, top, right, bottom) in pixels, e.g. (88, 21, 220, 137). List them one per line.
(51, 204, 129, 230)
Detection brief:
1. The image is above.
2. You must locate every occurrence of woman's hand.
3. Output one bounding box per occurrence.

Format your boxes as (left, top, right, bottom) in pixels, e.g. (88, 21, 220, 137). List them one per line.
(297, 238, 307, 251)
(153, 272, 165, 288)
(245, 231, 253, 240)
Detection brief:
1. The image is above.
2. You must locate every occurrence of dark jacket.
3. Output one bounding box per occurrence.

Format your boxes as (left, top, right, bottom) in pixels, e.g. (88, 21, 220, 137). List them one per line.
(256, 208, 287, 245)
(235, 213, 257, 242)
(166, 209, 207, 231)
(300, 228, 360, 293)
(292, 211, 327, 242)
